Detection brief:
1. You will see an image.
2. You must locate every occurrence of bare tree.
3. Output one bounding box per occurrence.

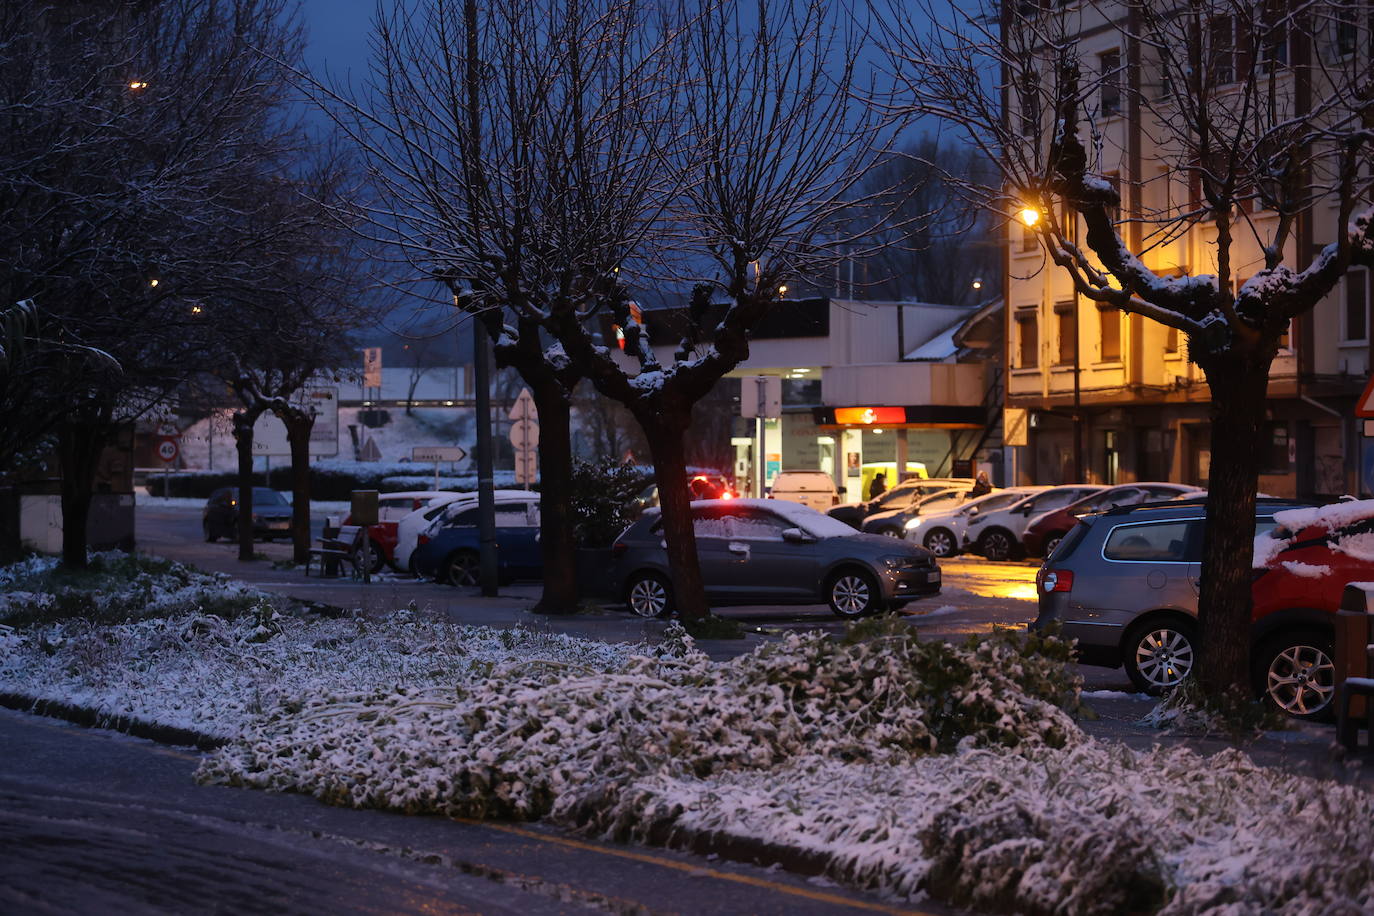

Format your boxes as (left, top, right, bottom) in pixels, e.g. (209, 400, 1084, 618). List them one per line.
(308, 0, 680, 612)
(552, 0, 896, 622)
(0, 0, 314, 567)
(875, 0, 1374, 699)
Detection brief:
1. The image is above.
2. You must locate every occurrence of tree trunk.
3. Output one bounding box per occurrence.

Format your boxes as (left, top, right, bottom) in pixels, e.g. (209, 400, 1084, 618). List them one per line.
(58, 416, 104, 570)
(639, 406, 709, 622)
(282, 410, 315, 565)
(232, 409, 262, 563)
(1195, 350, 1272, 698)
(530, 380, 579, 613)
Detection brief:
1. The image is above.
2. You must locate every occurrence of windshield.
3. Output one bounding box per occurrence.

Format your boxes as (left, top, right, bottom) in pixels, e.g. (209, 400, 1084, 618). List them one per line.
(252, 489, 288, 506)
(974, 491, 1026, 513)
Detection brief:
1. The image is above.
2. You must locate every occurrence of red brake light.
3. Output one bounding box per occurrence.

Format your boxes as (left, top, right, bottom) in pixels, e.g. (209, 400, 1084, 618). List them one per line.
(417, 534, 430, 546)
(611, 542, 628, 557)
(1038, 568, 1074, 593)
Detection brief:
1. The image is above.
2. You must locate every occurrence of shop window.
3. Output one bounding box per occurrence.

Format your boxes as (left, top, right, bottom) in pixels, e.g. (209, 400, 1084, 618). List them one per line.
(1346, 268, 1369, 342)
(1055, 301, 1077, 366)
(1099, 49, 1122, 117)
(1015, 309, 1039, 368)
(1098, 305, 1121, 361)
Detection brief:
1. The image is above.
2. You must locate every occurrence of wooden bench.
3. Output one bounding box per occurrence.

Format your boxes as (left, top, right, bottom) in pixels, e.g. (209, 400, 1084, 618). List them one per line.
(306, 524, 364, 578)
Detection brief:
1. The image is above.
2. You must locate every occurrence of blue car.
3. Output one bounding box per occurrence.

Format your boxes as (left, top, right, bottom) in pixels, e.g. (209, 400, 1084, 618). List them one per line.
(411, 497, 541, 586)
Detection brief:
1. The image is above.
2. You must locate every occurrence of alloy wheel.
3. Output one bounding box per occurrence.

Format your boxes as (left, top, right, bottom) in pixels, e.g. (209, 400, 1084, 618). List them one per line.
(1265, 644, 1335, 717)
(981, 530, 1012, 561)
(628, 576, 669, 618)
(924, 529, 954, 557)
(444, 552, 479, 587)
(1043, 535, 1063, 557)
(1134, 627, 1194, 690)
(830, 574, 872, 617)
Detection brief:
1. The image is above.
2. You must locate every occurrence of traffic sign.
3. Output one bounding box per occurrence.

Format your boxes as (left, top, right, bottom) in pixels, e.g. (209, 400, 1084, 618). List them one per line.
(740, 375, 782, 419)
(509, 388, 537, 421)
(509, 418, 539, 451)
(157, 437, 179, 464)
(1357, 373, 1374, 418)
(412, 446, 468, 462)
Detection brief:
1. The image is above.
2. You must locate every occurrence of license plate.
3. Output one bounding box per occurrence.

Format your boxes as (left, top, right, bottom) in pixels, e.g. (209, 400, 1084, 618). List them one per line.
(268, 520, 289, 528)
(926, 570, 941, 583)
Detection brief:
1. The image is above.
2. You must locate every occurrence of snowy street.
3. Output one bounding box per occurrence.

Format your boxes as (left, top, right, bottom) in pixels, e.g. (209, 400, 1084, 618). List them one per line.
(0, 708, 914, 916)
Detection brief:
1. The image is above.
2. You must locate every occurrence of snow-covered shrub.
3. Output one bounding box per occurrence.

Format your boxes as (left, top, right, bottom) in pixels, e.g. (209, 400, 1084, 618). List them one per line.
(197, 619, 1084, 820)
(0, 552, 262, 627)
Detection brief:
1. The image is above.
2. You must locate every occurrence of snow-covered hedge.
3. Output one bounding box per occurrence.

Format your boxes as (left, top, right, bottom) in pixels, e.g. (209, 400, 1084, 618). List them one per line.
(198, 620, 1083, 815)
(0, 607, 659, 739)
(0, 552, 261, 627)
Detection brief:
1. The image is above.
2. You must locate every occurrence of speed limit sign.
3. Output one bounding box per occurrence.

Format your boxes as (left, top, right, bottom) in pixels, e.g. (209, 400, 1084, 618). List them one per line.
(157, 438, 179, 464)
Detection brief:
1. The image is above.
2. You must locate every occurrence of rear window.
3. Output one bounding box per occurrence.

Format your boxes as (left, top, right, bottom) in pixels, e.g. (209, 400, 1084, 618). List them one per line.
(1103, 521, 1191, 561)
(1048, 521, 1090, 561)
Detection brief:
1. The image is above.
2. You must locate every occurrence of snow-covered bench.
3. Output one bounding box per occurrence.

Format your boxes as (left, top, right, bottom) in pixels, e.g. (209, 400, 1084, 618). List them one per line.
(305, 525, 364, 579)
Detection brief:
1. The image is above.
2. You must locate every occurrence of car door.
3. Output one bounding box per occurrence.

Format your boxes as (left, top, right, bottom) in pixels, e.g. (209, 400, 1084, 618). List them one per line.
(499, 501, 542, 579)
(716, 506, 817, 599)
(1099, 518, 1200, 612)
(691, 504, 746, 598)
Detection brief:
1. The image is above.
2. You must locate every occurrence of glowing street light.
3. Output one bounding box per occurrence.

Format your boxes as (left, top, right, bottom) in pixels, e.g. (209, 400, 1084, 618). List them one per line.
(971, 278, 984, 291)
(128, 80, 148, 91)
(1018, 206, 1041, 228)
(777, 284, 788, 295)
(148, 278, 160, 288)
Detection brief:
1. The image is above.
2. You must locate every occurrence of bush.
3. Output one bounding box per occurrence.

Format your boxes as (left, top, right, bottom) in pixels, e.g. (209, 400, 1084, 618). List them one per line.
(569, 459, 651, 548)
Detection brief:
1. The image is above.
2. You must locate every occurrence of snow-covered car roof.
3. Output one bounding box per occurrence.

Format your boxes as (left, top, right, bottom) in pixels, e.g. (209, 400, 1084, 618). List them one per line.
(641, 497, 859, 538)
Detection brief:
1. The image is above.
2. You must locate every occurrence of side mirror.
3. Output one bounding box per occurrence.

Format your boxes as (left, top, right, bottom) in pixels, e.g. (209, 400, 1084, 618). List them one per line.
(782, 527, 814, 544)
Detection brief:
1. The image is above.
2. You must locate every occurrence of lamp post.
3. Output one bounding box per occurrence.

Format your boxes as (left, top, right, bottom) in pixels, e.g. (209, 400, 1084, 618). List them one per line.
(466, 298, 498, 596)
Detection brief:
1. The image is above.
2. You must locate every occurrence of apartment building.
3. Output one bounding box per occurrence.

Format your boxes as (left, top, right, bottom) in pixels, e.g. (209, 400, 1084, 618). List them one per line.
(1003, 1, 1372, 498)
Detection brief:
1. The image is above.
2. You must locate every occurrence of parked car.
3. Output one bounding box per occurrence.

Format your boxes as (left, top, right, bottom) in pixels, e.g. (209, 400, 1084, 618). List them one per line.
(859, 485, 975, 538)
(411, 496, 542, 586)
(610, 498, 941, 618)
(768, 469, 840, 512)
(202, 487, 293, 542)
(1021, 483, 1204, 558)
(904, 486, 1044, 557)
(342, 490, 447, 574)
(828, 477, 974, 529)
(962, 485, 1105, 560)
(1032, 497, 1346, 718)
(393, 488, 533, 573)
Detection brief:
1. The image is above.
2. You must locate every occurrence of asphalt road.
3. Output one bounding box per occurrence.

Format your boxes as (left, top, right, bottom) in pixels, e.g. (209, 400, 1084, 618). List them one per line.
(0, 708, 952, 916)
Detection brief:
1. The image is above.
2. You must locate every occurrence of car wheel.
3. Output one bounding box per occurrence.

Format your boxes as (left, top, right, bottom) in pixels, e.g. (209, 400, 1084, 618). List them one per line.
(978, 528, 1016, 562)
(367, 541, 387, 576)
(923, 528, 957, 558)
(1042, 533, 1065, 557)
(827, 568, 882, 618)
(877, 527, 902, 538)
(441, 550, 480, 587)
(625, 572, 673, 618)
(203, 520, 217, 543)
(1254, 630, 1336, 720)
(1124, 618, 1197, 694)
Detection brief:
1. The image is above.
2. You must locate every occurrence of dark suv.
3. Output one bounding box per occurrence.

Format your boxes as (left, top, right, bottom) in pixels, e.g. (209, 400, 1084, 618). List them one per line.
(1031, 497, 1346, 718)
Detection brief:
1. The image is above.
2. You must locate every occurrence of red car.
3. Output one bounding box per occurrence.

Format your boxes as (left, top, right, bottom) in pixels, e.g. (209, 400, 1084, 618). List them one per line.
(343, 491, 444, 574)
(1023, 482, 1202, 557)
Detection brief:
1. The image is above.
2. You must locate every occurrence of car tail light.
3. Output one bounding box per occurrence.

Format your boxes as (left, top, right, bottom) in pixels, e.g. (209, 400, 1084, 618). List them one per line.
(611, 541, 628, 558)
(417, 534, 430, 546)
(1038, 568, 1073, 593)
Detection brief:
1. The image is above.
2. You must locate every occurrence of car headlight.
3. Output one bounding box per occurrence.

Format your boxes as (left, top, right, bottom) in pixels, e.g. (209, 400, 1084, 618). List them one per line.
(904, 516, 924, 530)
(880, 554, 921, 569)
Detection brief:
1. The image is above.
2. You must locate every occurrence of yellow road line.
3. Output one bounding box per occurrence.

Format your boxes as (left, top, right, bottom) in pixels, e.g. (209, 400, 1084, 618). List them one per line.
(452, 817, 936, 915)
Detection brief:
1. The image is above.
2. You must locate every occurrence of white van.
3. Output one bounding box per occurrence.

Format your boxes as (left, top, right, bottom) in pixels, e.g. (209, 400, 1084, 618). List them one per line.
(769, 469, 839, 512)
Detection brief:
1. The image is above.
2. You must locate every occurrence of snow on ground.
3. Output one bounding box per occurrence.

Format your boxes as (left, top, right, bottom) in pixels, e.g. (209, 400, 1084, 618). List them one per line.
(2, 559, 1373, 914)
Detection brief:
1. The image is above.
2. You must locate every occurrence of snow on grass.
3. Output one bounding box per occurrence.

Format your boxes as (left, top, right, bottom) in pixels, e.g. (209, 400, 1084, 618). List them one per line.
(0, 606, 665, 740)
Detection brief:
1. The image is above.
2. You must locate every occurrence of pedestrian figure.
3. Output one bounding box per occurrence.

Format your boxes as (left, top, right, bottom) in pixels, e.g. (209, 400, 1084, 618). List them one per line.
(867, 472, 887, 501)
(969, 471, 992, 498)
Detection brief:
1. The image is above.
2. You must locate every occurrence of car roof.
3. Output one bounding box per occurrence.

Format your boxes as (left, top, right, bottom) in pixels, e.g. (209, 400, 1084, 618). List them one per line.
(1096, 497, 1315, 519)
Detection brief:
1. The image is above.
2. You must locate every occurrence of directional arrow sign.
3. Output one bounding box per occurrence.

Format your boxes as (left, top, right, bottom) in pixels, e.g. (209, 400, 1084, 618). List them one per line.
(509, 388, 537, 421)
(509, 418, 539, 451)
(412, 446, 468, 462)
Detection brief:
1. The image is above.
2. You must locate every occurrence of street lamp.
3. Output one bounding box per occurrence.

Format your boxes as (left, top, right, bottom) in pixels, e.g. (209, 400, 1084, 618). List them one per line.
(1017, 206, 1041, 228)
(128, 80, 149, 91)
(971, 278, 984, 291)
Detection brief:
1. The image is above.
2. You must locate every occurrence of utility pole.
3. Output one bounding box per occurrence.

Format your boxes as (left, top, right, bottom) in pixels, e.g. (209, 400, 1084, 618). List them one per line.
(472, 317, 498, 596)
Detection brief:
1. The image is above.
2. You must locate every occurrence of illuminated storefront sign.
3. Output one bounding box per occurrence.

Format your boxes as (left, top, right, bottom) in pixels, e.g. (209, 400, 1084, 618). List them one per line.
(833, 406, 906, 425)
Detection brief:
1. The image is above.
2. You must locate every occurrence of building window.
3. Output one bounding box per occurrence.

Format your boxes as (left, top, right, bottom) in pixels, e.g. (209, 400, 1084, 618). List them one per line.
(1165, 325, 1180, 353)
(1015, 309, 1039, 368)
(1054, 301, 1077, 366)
(1099, 49, 1122, 117)
(1021, 222, 1037, 252)
(1346, 268, 1369, 342)
(1262, 422, 1291, 474)
(1334, 0, 1359, 56)
(1208, 16, 1234, 85)
(1259, 0, 1289, 69)
(1099, 305, 1121, 360)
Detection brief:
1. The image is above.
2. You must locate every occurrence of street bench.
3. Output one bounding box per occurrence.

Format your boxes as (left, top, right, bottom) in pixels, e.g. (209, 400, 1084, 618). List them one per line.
(305, 524, 364, 579)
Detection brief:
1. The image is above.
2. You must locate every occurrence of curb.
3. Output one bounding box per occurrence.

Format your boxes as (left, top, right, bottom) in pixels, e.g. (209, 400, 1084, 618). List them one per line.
(0, 691, 226, 751)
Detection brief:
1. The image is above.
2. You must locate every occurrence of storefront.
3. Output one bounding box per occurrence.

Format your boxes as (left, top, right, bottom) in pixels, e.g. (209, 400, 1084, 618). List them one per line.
(812, 405, 987, 501)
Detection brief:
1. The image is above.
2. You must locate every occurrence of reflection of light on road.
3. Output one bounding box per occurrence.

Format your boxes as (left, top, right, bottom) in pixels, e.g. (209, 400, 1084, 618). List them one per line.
(998, 584, 1040, 601)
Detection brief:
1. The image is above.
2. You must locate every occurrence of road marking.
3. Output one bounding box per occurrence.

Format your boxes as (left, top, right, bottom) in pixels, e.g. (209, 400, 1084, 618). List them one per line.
(452, 817, 936, 915)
